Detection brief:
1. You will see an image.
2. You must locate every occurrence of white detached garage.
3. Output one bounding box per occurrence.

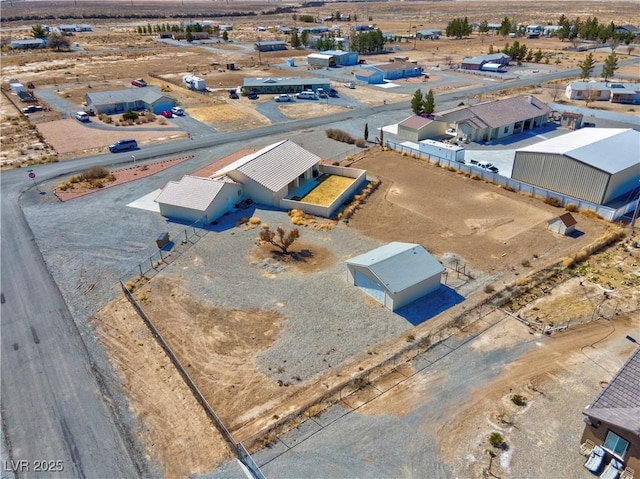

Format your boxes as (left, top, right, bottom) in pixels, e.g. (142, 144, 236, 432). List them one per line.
(345, 242, 444, 311)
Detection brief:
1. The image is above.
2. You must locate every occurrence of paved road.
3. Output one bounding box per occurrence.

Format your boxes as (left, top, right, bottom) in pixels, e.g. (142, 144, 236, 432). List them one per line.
(2, 57, 637, 478)
(1, 179, 142, 478)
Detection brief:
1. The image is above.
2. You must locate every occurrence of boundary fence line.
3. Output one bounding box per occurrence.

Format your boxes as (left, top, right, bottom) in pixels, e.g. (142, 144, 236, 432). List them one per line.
(120, 281, 266, 479)
(384, 139, 638, 222)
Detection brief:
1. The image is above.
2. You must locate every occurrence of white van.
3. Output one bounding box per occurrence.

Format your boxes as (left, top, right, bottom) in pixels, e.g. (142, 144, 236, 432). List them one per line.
(75, 111, 90, 122)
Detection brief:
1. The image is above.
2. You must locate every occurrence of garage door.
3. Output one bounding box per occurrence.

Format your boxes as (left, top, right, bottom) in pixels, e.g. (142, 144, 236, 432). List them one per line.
(354, 270, 385, 304)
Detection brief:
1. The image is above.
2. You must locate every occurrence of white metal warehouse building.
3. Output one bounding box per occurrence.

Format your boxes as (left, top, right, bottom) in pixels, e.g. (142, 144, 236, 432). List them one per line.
(345, 242, 444, 312)
(512, 128, 640, 205)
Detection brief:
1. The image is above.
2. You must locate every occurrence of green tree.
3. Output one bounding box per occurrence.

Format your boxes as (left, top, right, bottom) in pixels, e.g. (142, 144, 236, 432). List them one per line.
(300, 29, 309, 46)
(47, 32, 70, 51)
(445, 17, 472, 39)
(602, 52, 619, 81)
(534, 48, 543, 62)
(290, 31, 301, 48)
(423, 89, 435, 115)
(411, 89, 424, 114)
(499, 17, 511, 37)
(185, 31, 193, 42)
(137, 26, 143, 35)
(579, 52, 596, 79)
(364, 123, 369, 142)
(259, 226, 300, 254)
(479, 20, 489, 35)
(222, 30, 229, 41)
(31, 24, 48, 39)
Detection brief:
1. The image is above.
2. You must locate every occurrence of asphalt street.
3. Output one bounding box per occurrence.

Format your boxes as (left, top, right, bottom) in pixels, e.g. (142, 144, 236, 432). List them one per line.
(1, 57, 637, 478)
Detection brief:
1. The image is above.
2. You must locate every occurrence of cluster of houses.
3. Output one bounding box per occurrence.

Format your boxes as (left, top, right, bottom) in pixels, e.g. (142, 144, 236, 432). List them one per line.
(388, 94, 640, 214)
(10, 24, 92, 49)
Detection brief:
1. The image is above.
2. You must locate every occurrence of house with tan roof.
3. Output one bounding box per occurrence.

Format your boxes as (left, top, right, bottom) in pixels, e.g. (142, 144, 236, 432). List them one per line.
(434, 95, 552, 143)
(156, 139, 368, 224)
(581, 347, 640, 475)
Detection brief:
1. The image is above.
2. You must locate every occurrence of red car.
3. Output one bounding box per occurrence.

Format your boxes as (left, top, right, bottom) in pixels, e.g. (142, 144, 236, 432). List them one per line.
(160, 110, 173, 118)
(131, 78, 147, 87)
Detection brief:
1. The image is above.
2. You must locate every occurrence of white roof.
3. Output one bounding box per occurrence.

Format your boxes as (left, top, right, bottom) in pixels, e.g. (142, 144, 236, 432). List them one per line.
(517, 128, 640, 174)
(345, 242, 444, 294)
(212, 139, 321, 192)
(155, 175, 228, 211)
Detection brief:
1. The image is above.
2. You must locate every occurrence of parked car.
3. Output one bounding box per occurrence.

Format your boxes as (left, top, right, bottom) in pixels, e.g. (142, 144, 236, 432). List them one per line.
(583, 122, 596, 128)
(274, 94, 293, 102)
(160, 110, 173, 118)
(328, 89, 339, 98)
(22, 105, 43, 114)
(344, 82, 355, 89)
(316, 88, 328, 98)
(228, 90, 239, 99)
(171, 106, 185, 116)
(477, 161, 499, 174)
(131, 78, 147, 87)
(108, 139, 138, 153)
(75, 111, 90, 122)
(247, 91, 259, 100)
(296, 91, 318, 100)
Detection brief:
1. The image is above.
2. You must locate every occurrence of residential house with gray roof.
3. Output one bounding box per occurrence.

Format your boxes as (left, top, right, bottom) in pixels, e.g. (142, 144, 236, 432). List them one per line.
(434, 95, 551, 143)
(581, 347, 640, 474)
(85, 87, 176, 115)
(461, 53, 511, 71)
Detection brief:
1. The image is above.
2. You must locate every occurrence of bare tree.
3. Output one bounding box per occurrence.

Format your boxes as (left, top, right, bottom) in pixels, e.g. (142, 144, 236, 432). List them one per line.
(259, 226, 300, 254)
(551, 82, 564, 102)
(47, 32, 71, 51)
(582, 85, 600, 108)
(627, 45, 635, 56)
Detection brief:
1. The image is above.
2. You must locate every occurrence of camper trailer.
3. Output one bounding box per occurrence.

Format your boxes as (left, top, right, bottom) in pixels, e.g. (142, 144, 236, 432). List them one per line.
(182, 75, 206, 91)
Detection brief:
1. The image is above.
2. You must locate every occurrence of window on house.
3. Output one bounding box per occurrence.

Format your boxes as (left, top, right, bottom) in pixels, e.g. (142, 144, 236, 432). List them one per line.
(504, 126, 509, 133)
(603, 431, 629, 458)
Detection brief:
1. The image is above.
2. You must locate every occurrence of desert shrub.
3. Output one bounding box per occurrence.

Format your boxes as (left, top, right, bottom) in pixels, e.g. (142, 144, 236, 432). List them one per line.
(98, 113, 112, 124)
(325, 128, 355, 144)
(57, 183, 69, 191)
(69, 175, 80, 183)
(249, 216, 261, 225)
(484, 284, 495, 294)
(581, 210, 603, 220)
(489, 432, 504, 448)
(158, 117, 166, 125)
(355, 138, 367, 148)
(544, 196, 563, 207)
(406, 334, 415, 342)
(502, 185, 516, 193)
(81, 166, 110, 180)
(511, 394, 527, 406)
(521, 260, 531, 267)
(122, 110, 139, 121)
(124, 281, 135, 292)
(565, 203, 579, 212)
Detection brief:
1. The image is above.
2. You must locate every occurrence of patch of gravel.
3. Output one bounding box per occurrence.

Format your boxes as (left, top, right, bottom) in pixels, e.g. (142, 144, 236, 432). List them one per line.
(164, 206, 414, 381)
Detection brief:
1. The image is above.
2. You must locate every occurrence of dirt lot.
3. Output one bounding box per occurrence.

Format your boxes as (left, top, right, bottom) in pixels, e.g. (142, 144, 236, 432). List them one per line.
(92, 146, 640, 476)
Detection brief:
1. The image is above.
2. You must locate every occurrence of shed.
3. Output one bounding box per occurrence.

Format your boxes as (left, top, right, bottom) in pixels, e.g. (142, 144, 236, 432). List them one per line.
(345, 242, 444, 311)
(397, 115, 447, 142)
(480, 62, 503, 72)
(560, 112, 583, 130)
(547, 213, 577, 235)
(322, 50, 358, 66)
(513, 128, 640, 205)
(307, 53, 336, 68)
